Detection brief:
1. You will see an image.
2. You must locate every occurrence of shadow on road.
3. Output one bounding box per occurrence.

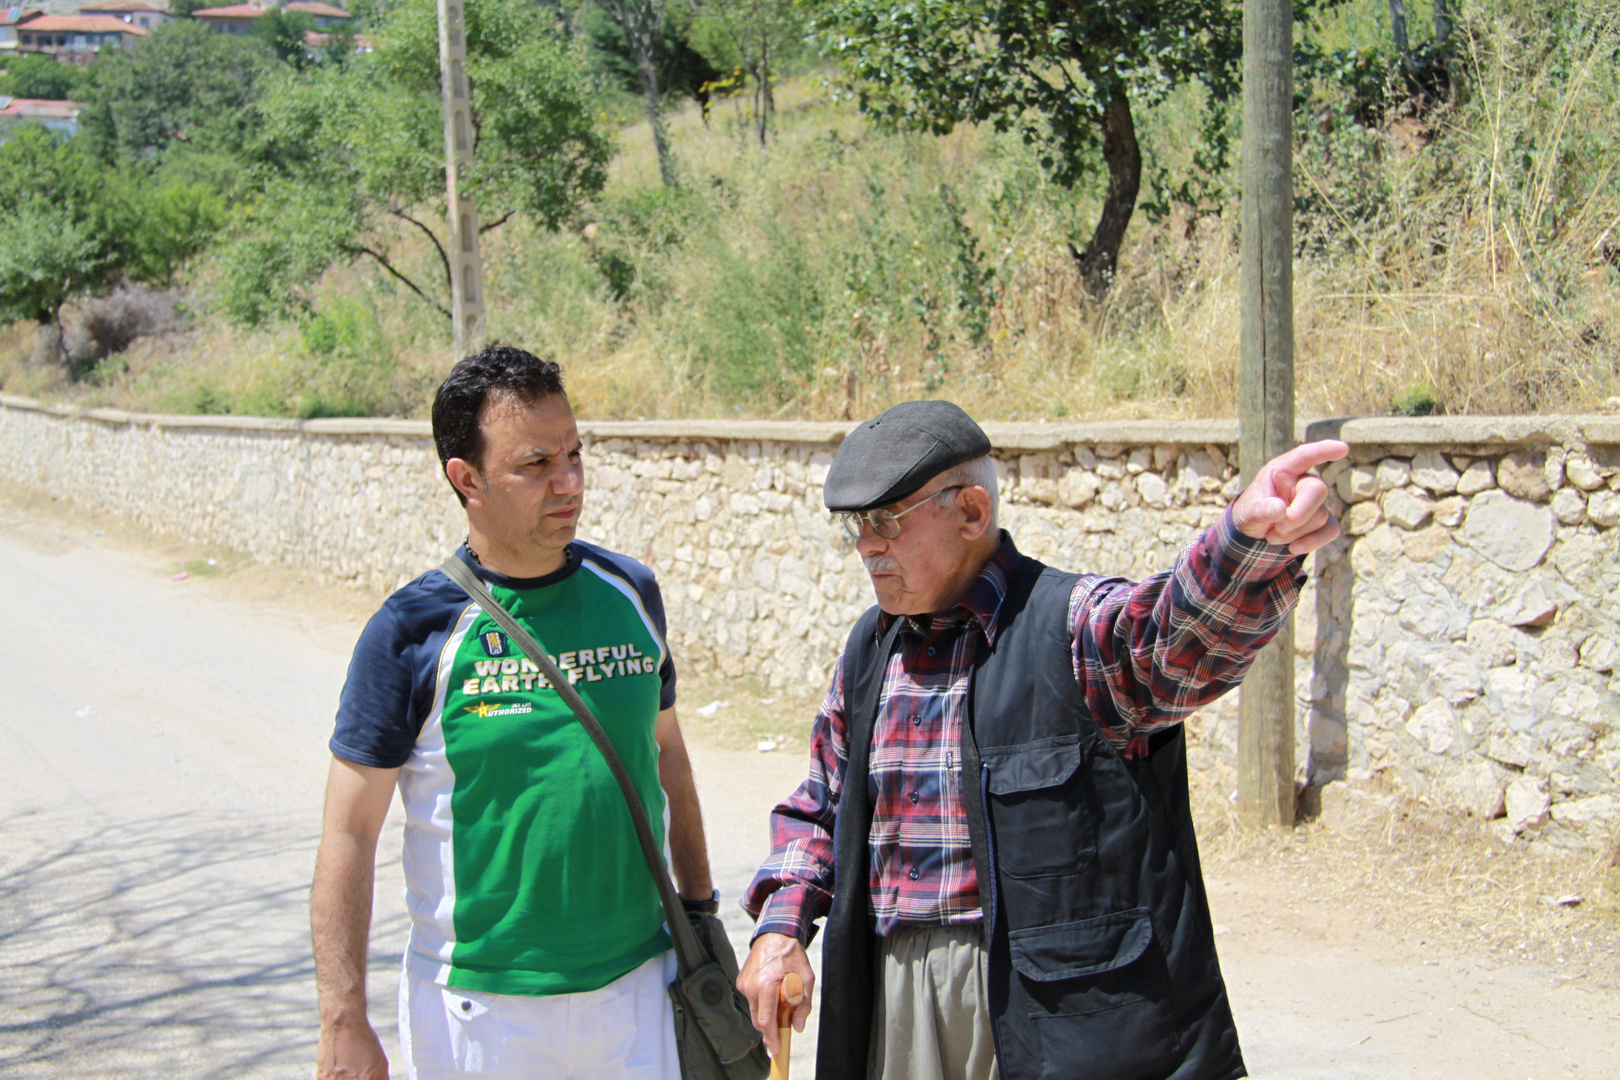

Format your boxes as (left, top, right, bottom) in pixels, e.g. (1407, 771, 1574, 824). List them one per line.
(0, 808, 407, 1079)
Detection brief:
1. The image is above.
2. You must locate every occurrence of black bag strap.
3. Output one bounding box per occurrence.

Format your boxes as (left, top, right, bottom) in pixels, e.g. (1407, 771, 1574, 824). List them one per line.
(438, 555, 708, 978)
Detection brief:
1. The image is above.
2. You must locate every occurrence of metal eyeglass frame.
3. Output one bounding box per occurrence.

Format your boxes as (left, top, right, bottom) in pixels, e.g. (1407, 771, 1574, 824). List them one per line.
(837, 485, 966, 540)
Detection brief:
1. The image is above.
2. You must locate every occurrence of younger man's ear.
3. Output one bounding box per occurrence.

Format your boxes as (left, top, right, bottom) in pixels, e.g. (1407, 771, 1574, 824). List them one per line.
(446, 458, 483, 505)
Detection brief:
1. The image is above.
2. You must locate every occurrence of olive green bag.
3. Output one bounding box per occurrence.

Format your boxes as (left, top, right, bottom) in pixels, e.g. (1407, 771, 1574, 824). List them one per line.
(440, 558, 771, 1080)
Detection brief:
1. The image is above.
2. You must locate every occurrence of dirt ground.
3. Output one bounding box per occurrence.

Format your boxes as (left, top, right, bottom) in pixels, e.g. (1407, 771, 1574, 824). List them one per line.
(1, 487, 1616, 1079)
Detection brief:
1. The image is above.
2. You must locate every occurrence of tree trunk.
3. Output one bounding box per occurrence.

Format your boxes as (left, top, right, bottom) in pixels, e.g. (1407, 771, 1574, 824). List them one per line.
(1068, 93, 1141, 299)
(639, 58, 676, 187)
(1388, 0, 1410, 55)
(29, 320, 65, 369)
(607, 0, 676, 186)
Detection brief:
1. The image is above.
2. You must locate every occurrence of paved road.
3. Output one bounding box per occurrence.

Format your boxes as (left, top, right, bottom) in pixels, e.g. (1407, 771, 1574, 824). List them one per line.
(1, 508, 1615, 1078)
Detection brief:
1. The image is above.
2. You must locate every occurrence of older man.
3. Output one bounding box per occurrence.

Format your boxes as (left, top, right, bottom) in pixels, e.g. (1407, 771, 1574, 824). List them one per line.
(738, 400, 1346, 1080)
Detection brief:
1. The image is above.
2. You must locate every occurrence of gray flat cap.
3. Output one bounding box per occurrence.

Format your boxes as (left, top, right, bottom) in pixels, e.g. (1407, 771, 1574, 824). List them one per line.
(824, 400, 991, 512)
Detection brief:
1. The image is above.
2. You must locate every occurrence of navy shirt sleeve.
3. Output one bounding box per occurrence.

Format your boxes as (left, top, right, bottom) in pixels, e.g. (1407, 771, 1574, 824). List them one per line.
(330, 603, 421, 769)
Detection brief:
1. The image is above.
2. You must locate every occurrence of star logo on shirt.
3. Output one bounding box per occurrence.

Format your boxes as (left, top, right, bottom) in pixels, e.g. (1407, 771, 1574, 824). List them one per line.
(465, 700, 500, 718)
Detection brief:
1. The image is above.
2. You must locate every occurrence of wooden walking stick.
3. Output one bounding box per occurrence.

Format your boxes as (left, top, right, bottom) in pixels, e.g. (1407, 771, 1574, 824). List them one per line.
(769, 972, 805, 1080)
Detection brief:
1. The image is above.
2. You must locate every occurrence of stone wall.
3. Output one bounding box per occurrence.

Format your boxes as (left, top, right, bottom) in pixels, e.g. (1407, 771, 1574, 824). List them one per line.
(3, 395, 1617, 848)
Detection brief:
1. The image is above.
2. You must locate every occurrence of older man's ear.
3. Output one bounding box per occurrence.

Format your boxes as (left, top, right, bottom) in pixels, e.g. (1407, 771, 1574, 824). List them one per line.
(956, 485, 997, 542)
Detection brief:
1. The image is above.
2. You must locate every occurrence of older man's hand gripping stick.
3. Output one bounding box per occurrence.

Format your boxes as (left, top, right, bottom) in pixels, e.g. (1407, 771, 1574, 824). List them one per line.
(767, 972, 805, 1080)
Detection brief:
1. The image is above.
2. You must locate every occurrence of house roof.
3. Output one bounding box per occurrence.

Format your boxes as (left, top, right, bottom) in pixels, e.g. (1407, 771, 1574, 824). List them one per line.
(304, 28, 368, 47)
(286, 1, 349, 17)
(0, 96, 81, 119)
(190, 4, 266, 18)
(1, 7, 43, 26)
(19, 13, 148, 32)
(77, 1, 167, 12)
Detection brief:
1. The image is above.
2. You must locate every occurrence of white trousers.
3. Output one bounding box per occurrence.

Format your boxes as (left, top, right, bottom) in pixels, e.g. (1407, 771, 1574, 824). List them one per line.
(399, 951, 681, 1080)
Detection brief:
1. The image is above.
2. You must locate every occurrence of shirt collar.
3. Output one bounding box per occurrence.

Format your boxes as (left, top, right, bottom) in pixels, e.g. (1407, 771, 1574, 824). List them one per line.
(877, 530, 1021, 647)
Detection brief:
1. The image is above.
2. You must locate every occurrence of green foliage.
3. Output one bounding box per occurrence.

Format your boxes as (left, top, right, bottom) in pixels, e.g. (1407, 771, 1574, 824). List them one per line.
(812, 0, 1244, 188)
(0, 54, 88, 100)
(585, 5, 722, 112)
(252, 9, 317, 69)
(222, 0, 614, 325)
(79, 20, 277, 169)
(0, 128, 125, 325)
(125, 182, 229, 287)
(1391, 383, 1439, 416)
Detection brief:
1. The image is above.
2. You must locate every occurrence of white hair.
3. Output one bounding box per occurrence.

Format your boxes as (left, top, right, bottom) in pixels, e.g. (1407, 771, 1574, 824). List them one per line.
(937, 454, 1000, 530)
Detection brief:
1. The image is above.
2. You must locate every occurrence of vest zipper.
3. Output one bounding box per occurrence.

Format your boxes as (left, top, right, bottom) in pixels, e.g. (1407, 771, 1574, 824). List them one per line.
(980, 759, 1009, 1072)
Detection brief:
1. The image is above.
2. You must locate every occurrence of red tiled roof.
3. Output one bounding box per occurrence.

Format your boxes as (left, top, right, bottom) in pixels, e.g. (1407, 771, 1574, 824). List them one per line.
(190, 4, 266, 17)
(286, 1, 349, 17)
(18, 13, 147, 32)
(304, 28, 368, 47)
(0, 97, 81, 118)
(77, 1, 166, 12)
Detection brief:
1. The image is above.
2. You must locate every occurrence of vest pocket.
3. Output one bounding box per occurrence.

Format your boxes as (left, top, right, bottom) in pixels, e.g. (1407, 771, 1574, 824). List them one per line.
(1010, 911, 1179, 1080)
(982, 735, 1095, 878)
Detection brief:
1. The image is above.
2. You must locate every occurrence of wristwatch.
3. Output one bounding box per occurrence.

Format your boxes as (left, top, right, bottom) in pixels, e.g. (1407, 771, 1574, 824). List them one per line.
(681, 889, 721, 916)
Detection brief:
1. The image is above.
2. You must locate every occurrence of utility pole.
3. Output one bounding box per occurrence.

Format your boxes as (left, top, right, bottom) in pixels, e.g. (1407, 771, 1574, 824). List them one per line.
(438, 0, 484, 359)
(1237, 0, 1297, 828)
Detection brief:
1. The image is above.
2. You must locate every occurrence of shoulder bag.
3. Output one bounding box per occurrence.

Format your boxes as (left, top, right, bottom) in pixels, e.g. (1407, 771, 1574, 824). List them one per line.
(439, 556, 770, 1080)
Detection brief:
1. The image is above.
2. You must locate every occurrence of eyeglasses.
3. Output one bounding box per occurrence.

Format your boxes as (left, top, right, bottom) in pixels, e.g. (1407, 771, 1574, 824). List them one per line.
(837, 485, 965, 540)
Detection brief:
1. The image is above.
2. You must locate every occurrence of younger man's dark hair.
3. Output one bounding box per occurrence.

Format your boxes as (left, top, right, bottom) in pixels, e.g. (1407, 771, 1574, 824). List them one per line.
(432, 346, 566, 505)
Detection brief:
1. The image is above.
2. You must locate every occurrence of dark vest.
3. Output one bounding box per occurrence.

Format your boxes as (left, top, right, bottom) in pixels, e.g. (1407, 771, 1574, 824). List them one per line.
(816, 554, 1245, 1080)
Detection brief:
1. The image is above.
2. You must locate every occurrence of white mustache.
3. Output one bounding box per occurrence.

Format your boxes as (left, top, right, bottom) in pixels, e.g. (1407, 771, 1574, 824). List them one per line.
(863, 554, 899, 575)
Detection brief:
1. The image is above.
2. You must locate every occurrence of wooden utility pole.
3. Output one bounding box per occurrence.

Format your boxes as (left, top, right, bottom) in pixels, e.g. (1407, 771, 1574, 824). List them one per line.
(1237, 0, 1297, 828)
(438, 0, 484, 358)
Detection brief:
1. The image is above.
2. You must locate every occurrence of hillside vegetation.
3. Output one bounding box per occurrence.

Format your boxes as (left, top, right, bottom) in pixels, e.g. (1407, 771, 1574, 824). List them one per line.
(1, 0, 1616, 421)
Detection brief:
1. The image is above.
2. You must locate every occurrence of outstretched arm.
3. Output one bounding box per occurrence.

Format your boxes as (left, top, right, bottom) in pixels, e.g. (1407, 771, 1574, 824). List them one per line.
(1074, 440, 1349, 753)
(312, 757, 398, 1080)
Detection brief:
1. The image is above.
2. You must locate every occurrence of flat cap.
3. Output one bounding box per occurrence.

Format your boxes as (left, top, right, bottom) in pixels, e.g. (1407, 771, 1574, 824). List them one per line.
(824, 400, 991, 512)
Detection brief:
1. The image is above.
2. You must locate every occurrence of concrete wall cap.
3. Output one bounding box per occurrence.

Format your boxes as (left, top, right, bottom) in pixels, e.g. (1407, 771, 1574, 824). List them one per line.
(4, 395, 1616, 447)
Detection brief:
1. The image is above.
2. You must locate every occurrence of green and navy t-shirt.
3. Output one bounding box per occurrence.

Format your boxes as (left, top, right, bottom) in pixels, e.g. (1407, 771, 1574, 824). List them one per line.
(330, 542, 677, 997)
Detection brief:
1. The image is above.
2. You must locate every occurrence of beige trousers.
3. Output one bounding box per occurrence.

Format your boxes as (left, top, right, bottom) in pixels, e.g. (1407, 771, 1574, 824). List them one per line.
(868, 924, 998, 1080)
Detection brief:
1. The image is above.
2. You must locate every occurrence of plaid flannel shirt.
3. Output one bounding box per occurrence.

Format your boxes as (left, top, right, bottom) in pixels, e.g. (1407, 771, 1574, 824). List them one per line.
(742, 509, 1304, 942)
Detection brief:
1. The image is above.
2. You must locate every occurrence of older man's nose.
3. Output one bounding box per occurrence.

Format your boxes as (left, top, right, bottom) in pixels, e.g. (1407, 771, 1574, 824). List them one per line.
(855, 528, 887, 558)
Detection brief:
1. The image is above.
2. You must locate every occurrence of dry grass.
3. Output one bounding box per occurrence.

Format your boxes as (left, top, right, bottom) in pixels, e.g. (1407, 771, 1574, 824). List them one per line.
(3, 12, 1616, 421)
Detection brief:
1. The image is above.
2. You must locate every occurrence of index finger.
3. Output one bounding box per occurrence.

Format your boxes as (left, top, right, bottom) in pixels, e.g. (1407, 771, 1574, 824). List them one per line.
(1265, 440, 1349, 481)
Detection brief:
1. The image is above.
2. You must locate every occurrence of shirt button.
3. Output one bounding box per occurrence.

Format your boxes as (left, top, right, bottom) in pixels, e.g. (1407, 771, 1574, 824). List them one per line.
(912, 716, 921, 726)
(910, 791, 920, 804)
(908, 867, 920, 880)
(927, 647, 936, 656)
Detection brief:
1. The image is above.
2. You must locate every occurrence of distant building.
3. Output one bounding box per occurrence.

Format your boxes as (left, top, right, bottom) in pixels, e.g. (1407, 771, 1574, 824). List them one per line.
(78, 1, 173, 32)
(189, 3, 265, 35)
(304, 28, 369, 53)
(193, 1, 351, 35)
(15, 14, 147, 63)
(0, 95, 80, 138)
(284, 1, 349, 29)
(0, 7, 44, 53)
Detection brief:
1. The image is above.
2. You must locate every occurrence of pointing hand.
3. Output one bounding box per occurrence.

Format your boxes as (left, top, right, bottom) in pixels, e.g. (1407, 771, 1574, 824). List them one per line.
(1230, 440, 1350, 555)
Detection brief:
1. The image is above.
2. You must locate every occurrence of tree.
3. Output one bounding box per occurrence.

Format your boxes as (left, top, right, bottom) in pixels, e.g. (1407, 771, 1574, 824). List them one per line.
(0, 128, 128, 364)
(0, 54, 88, 100)
(253, 8, 318, 69)
(586, 5, 722, 122)
(223, 0, 613, 324)
(595, 0, 679, 185)
(689, 0, 804, 146)
(78, 20, 277, 169)
(814, 0, 1248, 297)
